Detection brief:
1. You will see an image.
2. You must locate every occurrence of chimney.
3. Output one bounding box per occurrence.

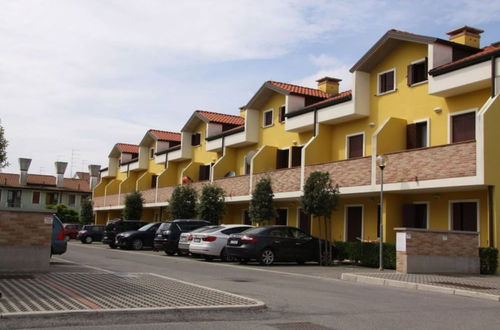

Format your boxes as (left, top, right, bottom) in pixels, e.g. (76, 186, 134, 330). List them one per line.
(54, 161, 68, 188)
(18, 158, 32, 185)
(316, 77, 341, 95)
(88, 164, 101, 190)
(447, 26, 484, 48)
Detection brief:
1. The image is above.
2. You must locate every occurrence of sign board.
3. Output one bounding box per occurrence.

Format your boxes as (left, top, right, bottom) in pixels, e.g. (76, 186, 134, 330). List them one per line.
(396, 232, 406, 252)
(44, 216, 53, 224)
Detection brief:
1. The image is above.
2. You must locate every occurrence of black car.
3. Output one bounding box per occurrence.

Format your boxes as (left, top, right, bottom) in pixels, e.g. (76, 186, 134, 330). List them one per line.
(115, 222, 161, 250)
(226, 225, 319, 265)
(153, 219, 210, 255)
(103, 219, 147, 248)
(77, 225, 105, 244)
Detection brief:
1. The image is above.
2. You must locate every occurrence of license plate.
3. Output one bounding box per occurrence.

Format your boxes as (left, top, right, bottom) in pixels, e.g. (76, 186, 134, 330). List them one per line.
(194, 238, 201, 242)
(229, 240, 238, 245)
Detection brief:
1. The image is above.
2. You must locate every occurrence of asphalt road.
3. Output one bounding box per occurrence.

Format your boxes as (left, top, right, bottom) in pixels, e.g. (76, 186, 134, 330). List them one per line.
(9, 241, 500, 330)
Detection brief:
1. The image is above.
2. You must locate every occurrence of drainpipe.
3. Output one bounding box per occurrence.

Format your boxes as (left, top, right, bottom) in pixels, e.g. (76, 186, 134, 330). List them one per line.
(313, 110, 318, 137)
(491, 55, 497, 98)
(488, 186, 495, 248)
(221, 136, 225, 156)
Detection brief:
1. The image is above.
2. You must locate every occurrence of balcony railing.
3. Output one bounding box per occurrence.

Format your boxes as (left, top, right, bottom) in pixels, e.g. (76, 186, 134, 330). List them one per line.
(305, 156, 372, 187)
(93, 195, 105, 208)
(214, 175, 250, 197)
(253, 167, 301, 193)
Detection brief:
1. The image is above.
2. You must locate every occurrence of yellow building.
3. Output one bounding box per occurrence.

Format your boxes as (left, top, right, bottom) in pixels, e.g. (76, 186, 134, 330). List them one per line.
(93, 26, 500, 252)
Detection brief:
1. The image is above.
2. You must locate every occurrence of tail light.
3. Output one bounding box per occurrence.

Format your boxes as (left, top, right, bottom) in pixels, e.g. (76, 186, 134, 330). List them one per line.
(188, 234, 193, 241)
(202, 236, 217, 242)
(56, 230, 65, 241)
(240, 235, 257, 242)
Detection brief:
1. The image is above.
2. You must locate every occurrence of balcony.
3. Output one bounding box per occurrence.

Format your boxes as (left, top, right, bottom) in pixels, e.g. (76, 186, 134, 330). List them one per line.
(213, 175, 250, 197)
(305, 157, 372, 187)
(253, 167, 301, 194)
(93, 196, 105, 208)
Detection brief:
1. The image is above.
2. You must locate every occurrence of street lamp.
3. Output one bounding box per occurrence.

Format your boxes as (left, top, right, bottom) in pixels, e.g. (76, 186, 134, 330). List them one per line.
(376, 155, 388, 271)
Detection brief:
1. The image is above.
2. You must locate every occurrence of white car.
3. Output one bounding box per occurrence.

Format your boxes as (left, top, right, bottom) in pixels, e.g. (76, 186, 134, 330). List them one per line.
(177, 225, 215, 255)
(189, 224, 253, 261)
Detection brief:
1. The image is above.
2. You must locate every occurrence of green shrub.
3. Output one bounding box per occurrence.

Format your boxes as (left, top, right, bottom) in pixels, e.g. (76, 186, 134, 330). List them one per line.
(479, 247, 498, 275)
(333, 241, 396, 269)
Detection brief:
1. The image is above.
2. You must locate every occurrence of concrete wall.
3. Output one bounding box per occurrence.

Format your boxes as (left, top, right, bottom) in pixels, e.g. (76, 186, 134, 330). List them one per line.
(0, 210, 53, 272)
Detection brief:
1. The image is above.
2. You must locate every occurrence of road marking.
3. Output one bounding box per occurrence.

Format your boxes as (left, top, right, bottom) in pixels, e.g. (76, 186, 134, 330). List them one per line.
(66, 242, 347, 284)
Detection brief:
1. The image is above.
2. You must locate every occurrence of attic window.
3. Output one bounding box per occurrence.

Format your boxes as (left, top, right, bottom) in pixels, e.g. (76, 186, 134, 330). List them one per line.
(263, 109, 273, 127)
(378, 69, 395, 95)
(191, 133, 201, 146)
(408, 59, 428, 86)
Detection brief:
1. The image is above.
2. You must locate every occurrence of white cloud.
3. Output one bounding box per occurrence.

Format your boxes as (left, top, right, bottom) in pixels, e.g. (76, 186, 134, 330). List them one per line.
(293, 54, 352, 91)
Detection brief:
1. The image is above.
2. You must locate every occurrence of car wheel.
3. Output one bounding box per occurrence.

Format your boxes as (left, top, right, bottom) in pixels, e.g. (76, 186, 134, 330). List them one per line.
(131, 239, 143, 250)
(165, 249, 176, 256)
(84, 236, 93, 244)
(64, 235, 70, 241)
(259, 248, 275, 266)
(220, 248, 233, 262)
(109, 243, 117, 249)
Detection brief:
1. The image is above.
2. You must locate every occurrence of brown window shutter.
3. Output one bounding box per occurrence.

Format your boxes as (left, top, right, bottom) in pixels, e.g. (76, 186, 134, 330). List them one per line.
(406, 123, 417, 149)
(452, 112, 475, 143)
(387, 71, 394, 91)
(402, 204, 416, 228)
(462, 202, 477, 231)
(407, 64, 413, 86)
(276, 149, 289, 169)
(291, 146, 302, 167)
(199, 165, 210, 181)
(452, 202, 462, 230)
(348, 134, 363, 158)
(279, 106, 286, 123)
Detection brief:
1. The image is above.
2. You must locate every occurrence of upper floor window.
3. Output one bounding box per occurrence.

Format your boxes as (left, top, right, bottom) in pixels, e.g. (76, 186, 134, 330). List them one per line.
(279, 106, 286, 123)
(32, 191, 40, 204)
(378, 69, 395, 95)
(451, 111, 475, 143)
(263, 109, 273, 127)
(408, 59, 428, 86)
(407, 120, 428, 149)
(7, 190, 22, 208)
(347, 133, 364, 159)
(68, 194, 76, 207)
(46, 192, 58, 205)
(191, 133, 201, 146)
(149, 148, 155, 159)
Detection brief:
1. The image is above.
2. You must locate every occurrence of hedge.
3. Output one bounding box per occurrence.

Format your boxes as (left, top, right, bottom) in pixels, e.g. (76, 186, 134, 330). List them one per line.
(479, 247, 498, 275)
(333, 241, 396, 269)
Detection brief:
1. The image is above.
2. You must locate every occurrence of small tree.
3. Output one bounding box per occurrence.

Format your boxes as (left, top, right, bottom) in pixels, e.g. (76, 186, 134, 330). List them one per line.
(123, 191, 144, 220)
(198, 184, 225, 224)
(249, 176, 276, 225)
(301, 171, 339, 265)
(169, 184, 198, 219)
(0, 119, 8, 169)
(47, 204, 79, 223)
(80, 197, 94, 225)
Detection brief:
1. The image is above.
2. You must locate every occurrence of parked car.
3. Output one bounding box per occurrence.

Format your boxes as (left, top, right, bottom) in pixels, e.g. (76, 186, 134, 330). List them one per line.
(115, 222, 162, 250)
(225, 225, 320, 265)
(102, 219, 147, 248)
(51, 215, 67, 256)
(189, 224, 253, 261)
(63, 223, 82, 240)
(77, 225, 105, 244)
(154, 219, 210, 255)
(177, 225, 213, 256)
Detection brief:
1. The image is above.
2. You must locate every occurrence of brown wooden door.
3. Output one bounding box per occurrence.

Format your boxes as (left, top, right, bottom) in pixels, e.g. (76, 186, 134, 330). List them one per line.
(452, 112, 475, 143)
(243, 210, 251, 225)
(199, 165, 211, 181)
(348, 135, 363, 158)
(346, 206, 362, 242)
(291, 146, 303, 167)
(276, 149, 289, 169)
(298, 209, 311, 235)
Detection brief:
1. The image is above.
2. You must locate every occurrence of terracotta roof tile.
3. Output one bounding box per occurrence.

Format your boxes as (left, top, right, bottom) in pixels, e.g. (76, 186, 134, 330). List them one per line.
(196, 110, 245, 125)
(433, 45, 500, 71)
(116, 143, 139, 154)
(302, 90, 353, 110)
(0, 173, 90, 192)
(149, 129, 181, 142)
(268, 81, 330, 98)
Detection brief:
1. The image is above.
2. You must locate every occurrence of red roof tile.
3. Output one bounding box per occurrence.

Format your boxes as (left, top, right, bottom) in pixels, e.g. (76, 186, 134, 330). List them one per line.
(196, 110, 245, 125)
(268, 81, 331, 98)
(0, 173, 90, 192)
(74, 172, 90, 181)
(302, 90, 353, 110)
(149, 129, 181, 142)
(116, 143, 139, 154)
(433, 45, 500, 71)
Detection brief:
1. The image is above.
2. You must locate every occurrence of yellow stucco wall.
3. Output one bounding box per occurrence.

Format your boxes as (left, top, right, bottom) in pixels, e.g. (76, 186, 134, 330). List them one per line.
(120, 171, 140, 193)
(213, 147, 237, 179)
(375, 117, 407, 155)
(252, 145, 277, 173)
(104, 179, 121, 195)
(93, 178, 110, 197)
(304, 124, 332, 165)
(136, 172, 153, 191)
(192, 122, 218, 165)
(158, 161, 179, 187)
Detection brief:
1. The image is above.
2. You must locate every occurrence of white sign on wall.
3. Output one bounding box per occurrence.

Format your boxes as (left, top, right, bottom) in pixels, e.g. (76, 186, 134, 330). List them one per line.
(396, 232, 406, 252)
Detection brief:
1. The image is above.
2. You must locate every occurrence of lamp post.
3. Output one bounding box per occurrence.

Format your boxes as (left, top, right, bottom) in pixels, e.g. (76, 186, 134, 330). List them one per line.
(377, 155, 388, 271)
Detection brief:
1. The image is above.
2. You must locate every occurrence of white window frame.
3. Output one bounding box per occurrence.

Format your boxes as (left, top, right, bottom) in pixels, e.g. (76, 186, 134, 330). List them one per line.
(448, 199, 480, 235)
(412, 201, 430, 230)
(344, 204, 364, 242)
(448, 108, 477, 144)
(263, 109, 274, 128)
(413, 118, 430, 148)
(408, 58, 428, 87)
(278, 104, 286, 123)
(345, 132, 365, 159)
(276, 207, 289, 226)
(377, 68, 396, 95)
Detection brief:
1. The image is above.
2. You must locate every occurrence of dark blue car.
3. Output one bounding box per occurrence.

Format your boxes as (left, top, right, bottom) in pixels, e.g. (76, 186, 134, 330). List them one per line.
(51, 215, 67, 256)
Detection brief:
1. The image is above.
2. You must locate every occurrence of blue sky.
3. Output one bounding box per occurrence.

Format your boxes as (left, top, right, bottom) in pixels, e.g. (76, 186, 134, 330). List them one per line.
(1, 0, 500, 175)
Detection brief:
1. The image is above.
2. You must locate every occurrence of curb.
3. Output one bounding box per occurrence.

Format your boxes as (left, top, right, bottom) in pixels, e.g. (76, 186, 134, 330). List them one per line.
(341, 273, 500, 302)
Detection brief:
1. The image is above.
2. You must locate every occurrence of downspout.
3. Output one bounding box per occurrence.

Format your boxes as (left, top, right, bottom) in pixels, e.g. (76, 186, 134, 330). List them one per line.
(313, 110, 318, 137)
(488, 186, 495, 248)
(492, 55, 498, 98)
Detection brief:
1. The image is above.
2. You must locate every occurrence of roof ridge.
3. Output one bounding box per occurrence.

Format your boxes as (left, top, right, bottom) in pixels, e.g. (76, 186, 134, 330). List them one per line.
(196, 109, 243, 118)
(149, 129, 181, 135)
(268, 80, 324, 92)
(116, 142, 139, 147)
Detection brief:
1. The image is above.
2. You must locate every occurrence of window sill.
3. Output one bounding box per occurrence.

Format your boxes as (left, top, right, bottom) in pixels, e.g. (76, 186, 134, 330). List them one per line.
(262, 124, 274, 128)
(376, 89, 397, 96)
(409, 80, 428, 87)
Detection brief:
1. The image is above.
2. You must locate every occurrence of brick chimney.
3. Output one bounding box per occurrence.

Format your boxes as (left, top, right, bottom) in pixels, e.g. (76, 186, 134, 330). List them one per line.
(447, 26, 484, 48)
(18, 158, 32, 185)
(316, 77, 341, 95)
(88, 164, 101, 190)
(54, 161, 68, 188)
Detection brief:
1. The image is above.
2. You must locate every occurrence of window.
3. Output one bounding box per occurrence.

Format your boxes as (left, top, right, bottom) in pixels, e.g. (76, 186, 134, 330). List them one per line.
(191, 133, 201, 146)
(151, 175, 158, 188)
(347, 133, 364, 159)
(32, 191, 40, 204)
(68, 194, 76, 207)
(408, 59, 428, 86)
(7, 190, 22, 208)
(291, 146, 302, 167)
(276, 209, 288, 226)
(276, 149, 289, 169)
(402, 203, 428, 229)
(199, 164, 211, 181)
(451, 201, 478, 231)
(263, 109, 273, 127)
(289, 227, 309, 240)
(378, 69, 395, 94)
(46, 192, 58, 205)
(407, 120, 428, 149)
(149, 148, 155, 159)
(279, 105, 286, 123)
(451, 112, 475, 143)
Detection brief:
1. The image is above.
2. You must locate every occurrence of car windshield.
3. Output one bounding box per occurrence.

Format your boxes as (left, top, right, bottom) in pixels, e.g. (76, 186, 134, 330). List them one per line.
(158, 223, 171, 231)
(199, 226, 222, 233)
(190, 226, 213, 233)
(138, 223, 157, 231)
(241, 227, 268, 235)
(83, 225, 91, 230)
